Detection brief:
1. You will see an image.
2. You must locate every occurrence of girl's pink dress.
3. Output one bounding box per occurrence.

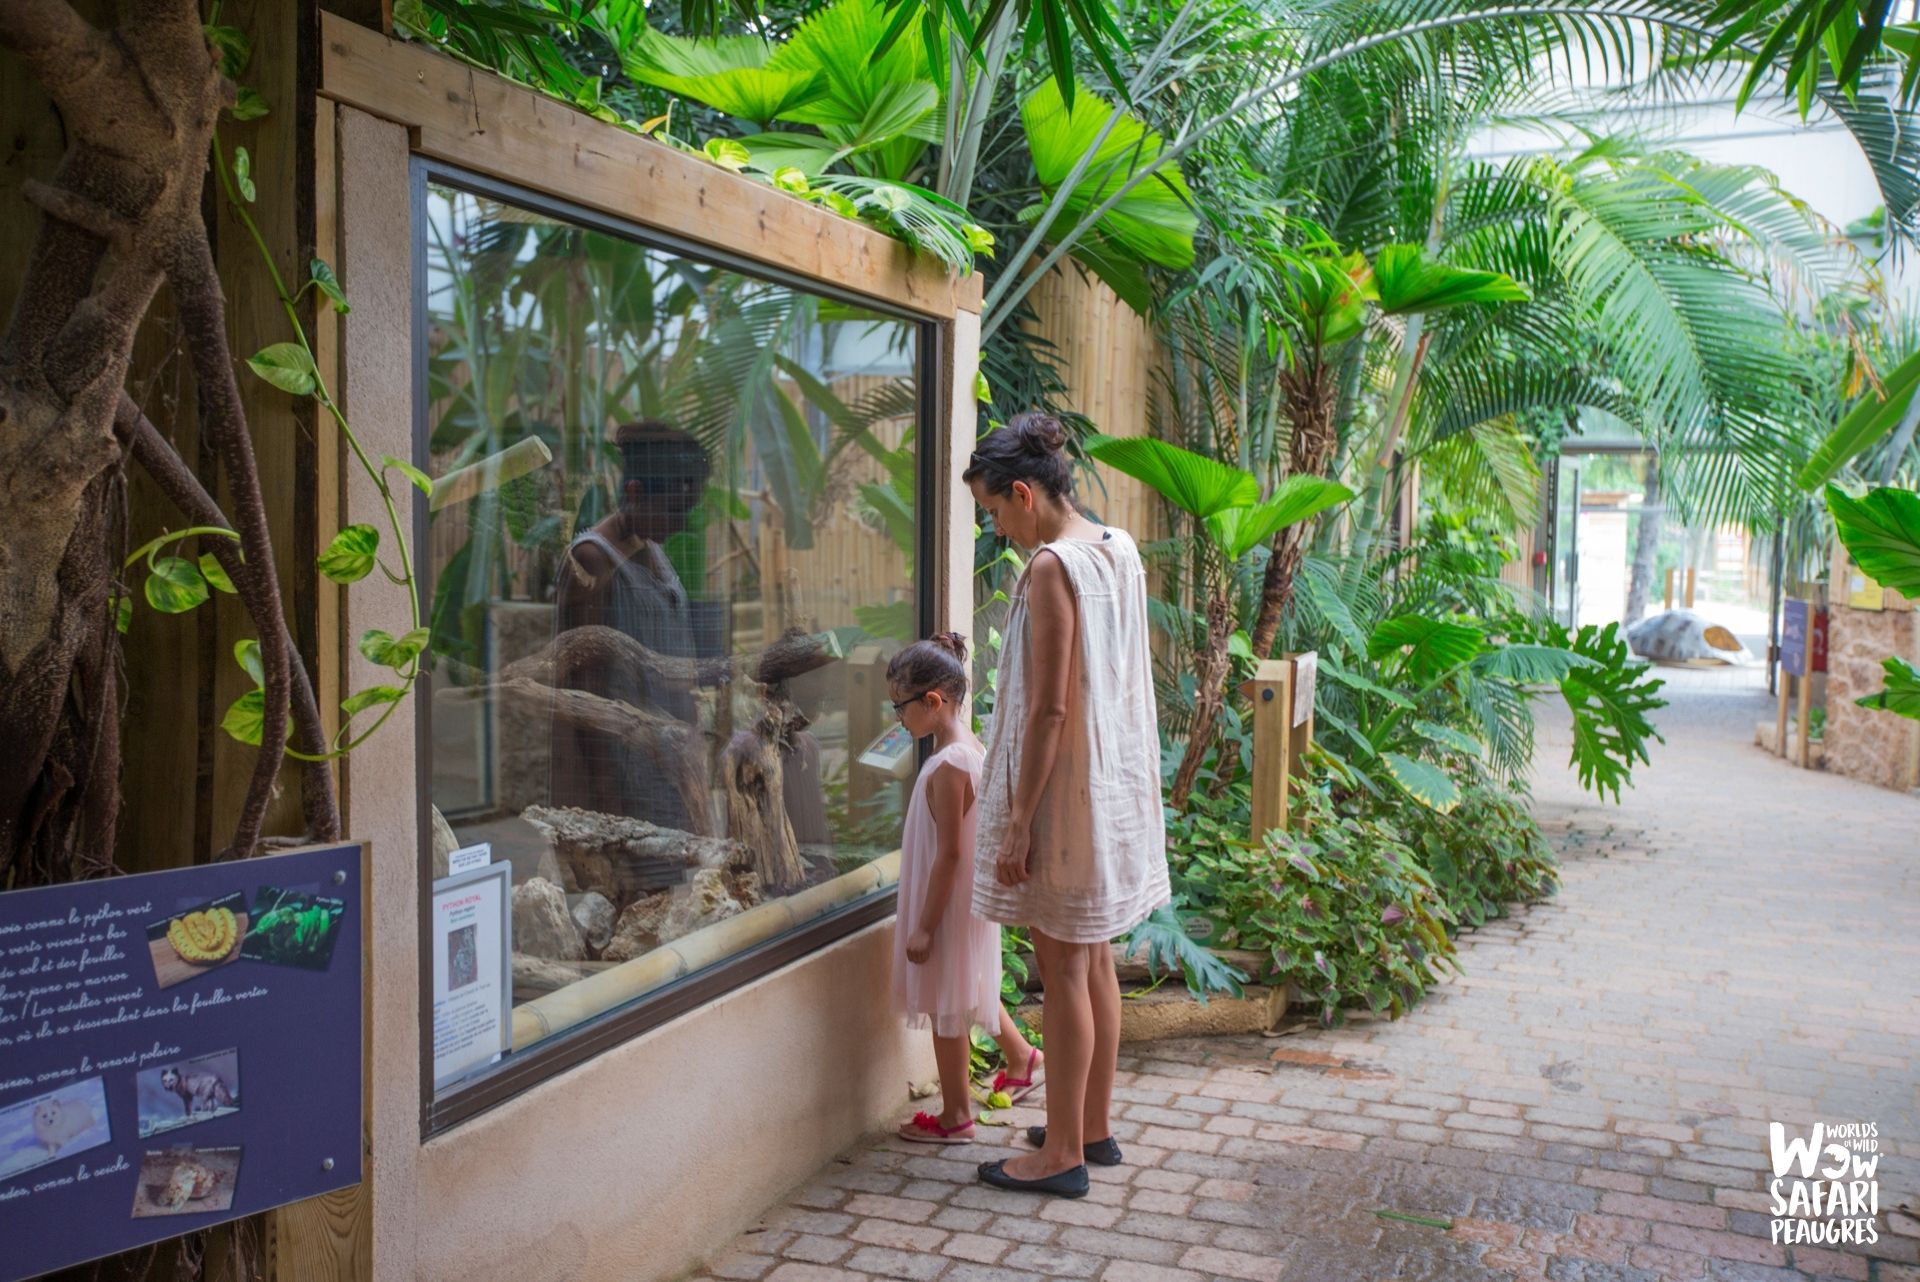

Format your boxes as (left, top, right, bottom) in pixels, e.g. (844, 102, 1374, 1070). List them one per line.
(892, 741, 1002, 1037)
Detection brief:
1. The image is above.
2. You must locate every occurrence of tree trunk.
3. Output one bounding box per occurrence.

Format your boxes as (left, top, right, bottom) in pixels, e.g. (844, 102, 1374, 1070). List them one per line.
(1624, 454, 1661, 626)
(1168, 591, 1233, 808)
(0, 0, 228, 884)
(1248, 356, 1339, 661)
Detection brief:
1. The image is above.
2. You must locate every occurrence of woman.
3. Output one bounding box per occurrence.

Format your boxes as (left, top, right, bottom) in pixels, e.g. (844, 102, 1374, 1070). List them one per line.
(966, 412, 1169, 1198)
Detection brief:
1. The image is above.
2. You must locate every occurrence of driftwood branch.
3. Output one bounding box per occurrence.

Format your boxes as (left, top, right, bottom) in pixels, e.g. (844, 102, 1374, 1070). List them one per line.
(163, 226, 290, 861)
(489, 623, 842, 693)
(117, 395, 340, 841)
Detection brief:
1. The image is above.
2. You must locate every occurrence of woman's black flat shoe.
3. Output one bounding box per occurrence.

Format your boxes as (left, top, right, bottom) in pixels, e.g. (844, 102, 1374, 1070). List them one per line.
(977, 1158, 1090, 1199)
(1024, 1126, 1123, 1167)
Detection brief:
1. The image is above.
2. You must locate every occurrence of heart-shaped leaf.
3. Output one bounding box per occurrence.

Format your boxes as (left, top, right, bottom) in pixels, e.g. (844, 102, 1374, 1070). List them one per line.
(318, 524, 379, 583)
(247, 342, 318, 396)
(145, 556, 209, 613)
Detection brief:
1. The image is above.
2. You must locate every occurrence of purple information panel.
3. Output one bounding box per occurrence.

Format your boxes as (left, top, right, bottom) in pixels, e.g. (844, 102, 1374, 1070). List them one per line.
(0, 843, 362, 1281)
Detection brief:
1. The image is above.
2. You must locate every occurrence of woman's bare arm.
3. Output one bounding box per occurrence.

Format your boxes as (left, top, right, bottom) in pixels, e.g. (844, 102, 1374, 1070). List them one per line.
(996, 550, 1076, 885)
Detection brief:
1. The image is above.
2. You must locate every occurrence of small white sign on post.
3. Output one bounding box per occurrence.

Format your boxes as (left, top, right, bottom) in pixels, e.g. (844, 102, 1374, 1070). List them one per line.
(1291, 652, 1317, 728)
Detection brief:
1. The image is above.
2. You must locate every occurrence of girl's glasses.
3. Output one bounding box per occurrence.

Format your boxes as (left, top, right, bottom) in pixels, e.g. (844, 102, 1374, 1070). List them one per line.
(891, 692, 928, 717)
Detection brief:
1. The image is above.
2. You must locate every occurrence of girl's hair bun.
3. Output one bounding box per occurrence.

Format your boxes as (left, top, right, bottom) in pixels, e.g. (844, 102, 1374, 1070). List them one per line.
(1011, 411, 1067, 455)
(930, 631, 969, 663)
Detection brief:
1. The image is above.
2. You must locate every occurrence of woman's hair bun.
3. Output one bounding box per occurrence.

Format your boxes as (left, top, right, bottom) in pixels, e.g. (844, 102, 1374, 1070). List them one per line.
(1010, 411, 1067, 455)
(930, 631, 969, 663)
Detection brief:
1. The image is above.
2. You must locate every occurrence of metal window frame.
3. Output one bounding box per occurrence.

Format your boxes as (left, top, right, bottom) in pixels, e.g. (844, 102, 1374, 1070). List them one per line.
(411, 159, 941, 1137)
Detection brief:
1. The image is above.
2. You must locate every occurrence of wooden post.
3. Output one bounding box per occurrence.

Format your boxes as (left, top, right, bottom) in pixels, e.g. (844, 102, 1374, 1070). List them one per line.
(1684, 566, 1697, 609)
(1664, 568, 1675, 610)
(846, 644, 887, 812)
(1242, 659, 1293, 842)
(1776, 670, 1790, 760)
(1796, 618, 1813, 768)
(1242, 652, 1316, 841)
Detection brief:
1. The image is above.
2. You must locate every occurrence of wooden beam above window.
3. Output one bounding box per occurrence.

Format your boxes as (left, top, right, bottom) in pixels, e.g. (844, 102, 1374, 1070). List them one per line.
(318, 14, 982, 320)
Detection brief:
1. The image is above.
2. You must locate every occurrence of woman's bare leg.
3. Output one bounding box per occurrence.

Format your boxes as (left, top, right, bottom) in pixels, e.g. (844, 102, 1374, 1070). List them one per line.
(1082, 940, 1121, 1143)
(1002, 927, 1090, 1178)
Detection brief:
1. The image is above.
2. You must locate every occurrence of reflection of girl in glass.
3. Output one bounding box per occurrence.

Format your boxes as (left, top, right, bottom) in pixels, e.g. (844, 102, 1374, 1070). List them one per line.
(888, 634, 1041, 1146)
(552, 420, 709, 833)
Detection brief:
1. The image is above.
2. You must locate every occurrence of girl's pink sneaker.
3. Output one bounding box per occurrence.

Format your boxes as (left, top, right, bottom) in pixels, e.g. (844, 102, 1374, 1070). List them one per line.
(899, 1111, 976, 1145)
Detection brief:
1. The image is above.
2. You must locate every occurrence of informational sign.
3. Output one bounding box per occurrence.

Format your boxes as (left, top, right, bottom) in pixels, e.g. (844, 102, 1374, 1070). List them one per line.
(430, 863, 511, 1091)
(1846, 558, 1886, 612)
(1780, 599, 1830, 677)
(1291, 652, 1318, 728)
(446, 842, 493, 877)
(0, 843, 362, 1282)
(856, 724, 917, 779)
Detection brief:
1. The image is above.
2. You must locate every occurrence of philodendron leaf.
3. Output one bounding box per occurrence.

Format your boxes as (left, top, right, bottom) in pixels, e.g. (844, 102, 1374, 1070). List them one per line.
(704, 137, 752, 172)
(341, 685, 407, 718)
(222, 689, 266, 746)
(1827, 484, 1920, 598)
(234, 638, 264, 687)
(381, 454, 433, 496)
(145, 556, 209, 613)
(359, 627, 431, 669)
(115, 595, 133, 634)
(318, 524, 380, 583)
(247, 342, 318, 396)
(1368, 614, 1485, 682)
(200, 554, 237, 594)
(310, 258, 350, 314)
(233, 145, 256, 202)
(1857, 656, 1920, 721)
(1382, 752, 1461, 813)
(230, 86, 270, 120)
(1411, 719, 1484, 759)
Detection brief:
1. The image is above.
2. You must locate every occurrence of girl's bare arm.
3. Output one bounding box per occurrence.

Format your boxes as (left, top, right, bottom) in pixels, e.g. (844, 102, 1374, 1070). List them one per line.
(914, 763, 976, 941)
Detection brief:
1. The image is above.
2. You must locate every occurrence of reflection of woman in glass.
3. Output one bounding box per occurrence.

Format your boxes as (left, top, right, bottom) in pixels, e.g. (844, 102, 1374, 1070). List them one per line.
(552, 420, 709, 833)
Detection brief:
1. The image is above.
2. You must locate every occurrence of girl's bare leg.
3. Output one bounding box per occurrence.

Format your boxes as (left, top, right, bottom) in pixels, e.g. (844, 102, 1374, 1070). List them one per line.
(1001, 927, 1090, 1178)
(932, 1031, 974, 1129)
(1083, 940, 1121, 1143)
(991, 1007, 1037, 1080)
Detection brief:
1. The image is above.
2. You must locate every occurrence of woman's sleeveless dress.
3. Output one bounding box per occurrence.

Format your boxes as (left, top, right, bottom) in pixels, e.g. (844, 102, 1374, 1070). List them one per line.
(893, 741, 1002, 1036)
(972, 528, 1170, 943)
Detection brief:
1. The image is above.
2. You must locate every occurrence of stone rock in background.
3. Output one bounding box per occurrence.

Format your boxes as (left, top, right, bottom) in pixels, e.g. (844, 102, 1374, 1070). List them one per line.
(661, 867, 748, 941)
(512, 876, 585, 961)
(570, 891, 616, 956)
(598, 868, 757, 962)
(1826, 602, 1920, 791)
(430, 806, 458, 881)
(602, 892, 671, 962)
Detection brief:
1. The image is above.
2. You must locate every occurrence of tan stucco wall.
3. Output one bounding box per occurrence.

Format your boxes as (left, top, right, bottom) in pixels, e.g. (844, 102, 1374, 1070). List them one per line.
(411, 919, 931, 1282)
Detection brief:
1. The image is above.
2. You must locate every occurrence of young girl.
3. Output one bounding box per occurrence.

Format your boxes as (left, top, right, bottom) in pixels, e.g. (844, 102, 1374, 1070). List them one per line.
(890, 632, 1044, 1144)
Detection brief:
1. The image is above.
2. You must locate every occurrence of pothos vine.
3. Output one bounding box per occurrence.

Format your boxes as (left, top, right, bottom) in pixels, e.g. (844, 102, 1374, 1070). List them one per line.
(121, 15, 428, 763)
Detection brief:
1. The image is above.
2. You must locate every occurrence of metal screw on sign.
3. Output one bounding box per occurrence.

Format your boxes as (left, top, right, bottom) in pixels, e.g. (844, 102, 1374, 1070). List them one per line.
(333, 870, 346, 885)
(1261, 689, 1273, 702)
(322, 1157, 335, 1171)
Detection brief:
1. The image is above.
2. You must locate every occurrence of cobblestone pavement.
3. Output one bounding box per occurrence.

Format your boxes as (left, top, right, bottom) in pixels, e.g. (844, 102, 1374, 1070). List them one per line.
(690, 666, 1920, 1282)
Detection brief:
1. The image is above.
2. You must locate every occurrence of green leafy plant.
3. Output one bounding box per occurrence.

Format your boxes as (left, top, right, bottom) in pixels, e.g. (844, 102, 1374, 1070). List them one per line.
(1173, 786, 1458, 1027)
(1396, 781, 1559, 929)
(1827, 483, 1920, 721)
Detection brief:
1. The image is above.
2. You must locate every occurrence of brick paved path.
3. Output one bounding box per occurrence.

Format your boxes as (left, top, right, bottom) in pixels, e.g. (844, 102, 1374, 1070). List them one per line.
(691, 667, 1920, 1282)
